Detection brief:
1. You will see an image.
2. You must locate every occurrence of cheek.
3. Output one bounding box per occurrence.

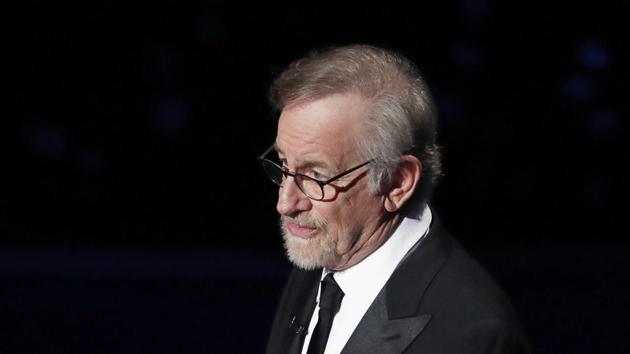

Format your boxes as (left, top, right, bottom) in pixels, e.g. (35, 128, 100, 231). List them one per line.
(311, 204, 341, 237)
(327, 199, 362, 246)
(313, 188, 381, 248)
(345, 192, 382, 230)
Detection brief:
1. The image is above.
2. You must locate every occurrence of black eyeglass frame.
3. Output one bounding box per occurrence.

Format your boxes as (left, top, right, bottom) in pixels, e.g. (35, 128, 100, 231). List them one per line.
(257, 144, 372, 201)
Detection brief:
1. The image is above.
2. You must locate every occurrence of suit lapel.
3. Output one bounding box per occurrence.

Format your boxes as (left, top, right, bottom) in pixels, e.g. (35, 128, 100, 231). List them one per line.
(342, 218, 454, 353)
(282, 269, 320, 354)
(341, 286, 432, 353)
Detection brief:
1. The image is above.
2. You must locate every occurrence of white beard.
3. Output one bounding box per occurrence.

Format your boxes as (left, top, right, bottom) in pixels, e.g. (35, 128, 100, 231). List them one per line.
(280, 213, 337, 270)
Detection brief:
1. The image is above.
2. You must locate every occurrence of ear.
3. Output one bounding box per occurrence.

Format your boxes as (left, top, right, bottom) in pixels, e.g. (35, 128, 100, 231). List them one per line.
(383, 155, 422, 212)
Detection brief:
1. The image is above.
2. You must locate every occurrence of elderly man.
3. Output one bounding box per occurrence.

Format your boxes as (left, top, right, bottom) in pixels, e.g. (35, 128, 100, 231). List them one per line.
(261, 45, 530, 354)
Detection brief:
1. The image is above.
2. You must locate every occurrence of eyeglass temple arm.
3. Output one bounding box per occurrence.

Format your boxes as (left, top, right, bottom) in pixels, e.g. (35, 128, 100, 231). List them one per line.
(323, 160, 372, 185)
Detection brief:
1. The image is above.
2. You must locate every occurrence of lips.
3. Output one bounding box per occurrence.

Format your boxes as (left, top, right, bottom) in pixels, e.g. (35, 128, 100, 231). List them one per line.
(286, 222, 319, 239)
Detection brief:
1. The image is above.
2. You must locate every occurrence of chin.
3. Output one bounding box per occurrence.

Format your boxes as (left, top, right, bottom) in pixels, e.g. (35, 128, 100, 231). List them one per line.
(281, 226, 336, 270)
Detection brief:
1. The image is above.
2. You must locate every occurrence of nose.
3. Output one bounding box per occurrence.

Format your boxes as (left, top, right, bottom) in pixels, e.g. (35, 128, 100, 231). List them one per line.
(276, 177, 311, 216)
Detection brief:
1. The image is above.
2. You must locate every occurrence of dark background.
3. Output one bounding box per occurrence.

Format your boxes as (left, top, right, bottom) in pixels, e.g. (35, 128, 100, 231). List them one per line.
(3, 1, 629, 353)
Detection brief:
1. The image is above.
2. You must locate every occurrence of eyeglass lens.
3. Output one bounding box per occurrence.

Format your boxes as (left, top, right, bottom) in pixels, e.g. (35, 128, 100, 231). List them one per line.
(260, 160, 324, 200)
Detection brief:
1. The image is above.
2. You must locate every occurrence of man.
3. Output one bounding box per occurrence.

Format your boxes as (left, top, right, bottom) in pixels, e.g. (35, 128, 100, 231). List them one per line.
(261, 45, 530, 354)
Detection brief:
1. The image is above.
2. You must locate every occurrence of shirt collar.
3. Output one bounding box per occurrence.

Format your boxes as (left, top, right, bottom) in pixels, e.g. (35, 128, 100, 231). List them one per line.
(322, 203, 433, 300)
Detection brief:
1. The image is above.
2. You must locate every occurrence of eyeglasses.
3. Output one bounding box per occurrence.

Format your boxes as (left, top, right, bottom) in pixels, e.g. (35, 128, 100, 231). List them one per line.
(258, 144, 372, 201)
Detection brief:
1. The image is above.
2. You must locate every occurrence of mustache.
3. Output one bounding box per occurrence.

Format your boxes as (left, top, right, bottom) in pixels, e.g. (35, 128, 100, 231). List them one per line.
(281, 213, 327, 229)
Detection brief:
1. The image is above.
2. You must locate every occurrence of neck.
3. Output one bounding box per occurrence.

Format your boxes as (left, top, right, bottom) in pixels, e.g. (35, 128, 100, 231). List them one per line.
(325, 213, 403, 271)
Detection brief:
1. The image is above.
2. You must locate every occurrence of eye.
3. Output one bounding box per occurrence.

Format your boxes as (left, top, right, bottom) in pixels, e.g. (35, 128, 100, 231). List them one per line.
(307, 170, 326, 180)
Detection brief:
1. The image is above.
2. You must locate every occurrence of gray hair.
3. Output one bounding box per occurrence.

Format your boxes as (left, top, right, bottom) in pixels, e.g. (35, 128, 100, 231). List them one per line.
(270, 45, 441, 204)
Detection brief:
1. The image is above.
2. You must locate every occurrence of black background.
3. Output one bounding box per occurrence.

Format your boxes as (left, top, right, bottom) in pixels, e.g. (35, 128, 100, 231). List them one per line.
(4, 1, 629, 353)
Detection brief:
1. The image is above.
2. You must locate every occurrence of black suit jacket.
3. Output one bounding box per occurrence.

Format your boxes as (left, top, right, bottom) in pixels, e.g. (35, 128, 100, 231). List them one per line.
(266, 217, 531, 353)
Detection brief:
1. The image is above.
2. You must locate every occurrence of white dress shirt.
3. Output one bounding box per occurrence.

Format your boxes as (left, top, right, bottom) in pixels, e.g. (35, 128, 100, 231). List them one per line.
(301, 204, 432, 354)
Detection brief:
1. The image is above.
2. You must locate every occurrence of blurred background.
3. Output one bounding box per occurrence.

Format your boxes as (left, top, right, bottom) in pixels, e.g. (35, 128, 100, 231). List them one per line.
(4, 1, 629, 353)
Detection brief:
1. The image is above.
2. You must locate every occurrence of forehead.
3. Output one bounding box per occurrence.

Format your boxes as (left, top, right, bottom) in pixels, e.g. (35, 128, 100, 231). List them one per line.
(275, 93, 367, 168)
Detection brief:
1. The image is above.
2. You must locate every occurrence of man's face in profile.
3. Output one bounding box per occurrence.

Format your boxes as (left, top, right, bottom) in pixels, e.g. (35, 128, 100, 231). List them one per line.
(274, 93, 386, 271)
